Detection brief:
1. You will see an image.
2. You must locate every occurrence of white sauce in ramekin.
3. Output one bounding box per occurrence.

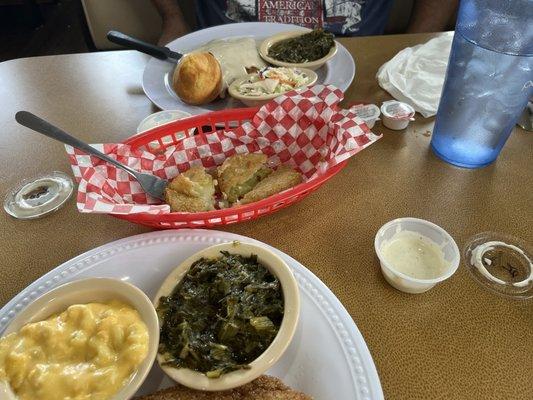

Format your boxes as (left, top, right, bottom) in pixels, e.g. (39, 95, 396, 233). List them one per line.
(381, 231, 449, 279)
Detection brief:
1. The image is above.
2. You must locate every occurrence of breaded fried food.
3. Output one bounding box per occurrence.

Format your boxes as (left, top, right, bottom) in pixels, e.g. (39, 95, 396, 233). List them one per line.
(135, 375, 312, 399)
(164, 166, 215, 212)
(173, 52, 223, 105)
(240, 166, 302, 205)
(217, 153, 271, 203)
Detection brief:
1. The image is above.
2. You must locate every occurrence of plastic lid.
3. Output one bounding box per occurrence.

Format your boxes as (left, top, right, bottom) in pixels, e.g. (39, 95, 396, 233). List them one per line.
(463, 232, 533, 300)
(137, 110, 192, 134)
(350, 104, 381, 121)
(4, 171, 73, 220)
(380, 101, 415, 120)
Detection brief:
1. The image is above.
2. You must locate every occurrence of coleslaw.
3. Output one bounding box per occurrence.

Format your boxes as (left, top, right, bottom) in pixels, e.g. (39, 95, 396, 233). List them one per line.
(236, 67, 310, 97)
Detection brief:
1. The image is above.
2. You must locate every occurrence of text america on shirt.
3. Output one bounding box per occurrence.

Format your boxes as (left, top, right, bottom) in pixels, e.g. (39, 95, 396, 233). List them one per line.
(225, 0, 364, 34)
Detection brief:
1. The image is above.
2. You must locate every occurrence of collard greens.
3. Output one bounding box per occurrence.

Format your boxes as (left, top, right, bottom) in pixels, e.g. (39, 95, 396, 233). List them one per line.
(268, 28, 335, 63)
(157, 251, 284, 377)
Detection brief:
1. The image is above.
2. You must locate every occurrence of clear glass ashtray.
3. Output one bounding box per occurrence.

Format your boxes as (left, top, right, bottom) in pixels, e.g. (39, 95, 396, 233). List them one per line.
(464, 232, 533, 300)
(4, 171, 73, 220)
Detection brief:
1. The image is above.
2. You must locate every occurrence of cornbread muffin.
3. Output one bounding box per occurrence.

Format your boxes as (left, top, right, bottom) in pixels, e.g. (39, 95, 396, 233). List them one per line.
(173, 52, 222, 105)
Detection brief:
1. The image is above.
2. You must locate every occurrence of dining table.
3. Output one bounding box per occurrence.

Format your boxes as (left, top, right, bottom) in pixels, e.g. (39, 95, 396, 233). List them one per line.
(0, 31, 532, 400)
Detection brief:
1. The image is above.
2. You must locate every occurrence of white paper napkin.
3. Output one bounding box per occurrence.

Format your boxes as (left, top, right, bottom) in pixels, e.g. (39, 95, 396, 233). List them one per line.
(376, 33, 453, 117)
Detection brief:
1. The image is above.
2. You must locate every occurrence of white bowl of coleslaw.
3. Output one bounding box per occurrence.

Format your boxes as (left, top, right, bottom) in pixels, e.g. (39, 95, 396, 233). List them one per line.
(228, 66, 318, 107)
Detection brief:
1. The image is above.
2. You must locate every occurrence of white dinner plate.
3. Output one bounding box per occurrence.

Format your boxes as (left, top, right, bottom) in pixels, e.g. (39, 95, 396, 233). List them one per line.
(0, 230, 382, 400)
(142, 22, 356, 114)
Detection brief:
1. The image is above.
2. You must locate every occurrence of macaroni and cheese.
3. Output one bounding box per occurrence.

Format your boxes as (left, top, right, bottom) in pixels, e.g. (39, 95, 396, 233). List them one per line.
(0, 300, 149, 400)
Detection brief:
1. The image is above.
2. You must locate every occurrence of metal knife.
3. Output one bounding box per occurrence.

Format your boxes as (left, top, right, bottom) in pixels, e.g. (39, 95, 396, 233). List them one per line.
(107, 30, 183, 63)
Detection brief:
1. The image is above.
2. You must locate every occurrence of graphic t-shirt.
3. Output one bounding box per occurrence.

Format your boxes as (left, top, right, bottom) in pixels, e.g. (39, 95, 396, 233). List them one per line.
(194, 0, 394, 36)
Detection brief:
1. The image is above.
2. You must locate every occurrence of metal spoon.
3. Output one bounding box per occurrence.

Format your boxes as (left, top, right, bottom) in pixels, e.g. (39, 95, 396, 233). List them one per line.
(107, 30, 183, 63)
(15, 111, 168, 200)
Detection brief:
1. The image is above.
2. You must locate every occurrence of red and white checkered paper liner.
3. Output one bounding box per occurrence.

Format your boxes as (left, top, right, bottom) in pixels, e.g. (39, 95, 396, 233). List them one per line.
(66, 85, 381, 215)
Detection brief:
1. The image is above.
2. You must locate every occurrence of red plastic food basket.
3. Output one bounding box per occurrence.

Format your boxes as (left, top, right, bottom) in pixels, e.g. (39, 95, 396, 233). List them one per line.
(115, 107, 347, 229)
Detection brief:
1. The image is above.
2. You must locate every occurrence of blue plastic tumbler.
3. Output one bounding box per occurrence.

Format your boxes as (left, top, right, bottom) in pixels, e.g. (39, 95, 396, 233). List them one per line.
(431, 0, 533, 168)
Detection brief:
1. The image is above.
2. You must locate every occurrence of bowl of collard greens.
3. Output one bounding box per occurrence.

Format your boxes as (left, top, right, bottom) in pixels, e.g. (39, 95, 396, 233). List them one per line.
(153, 241, 300, 391)
(259, 28, 338, 71)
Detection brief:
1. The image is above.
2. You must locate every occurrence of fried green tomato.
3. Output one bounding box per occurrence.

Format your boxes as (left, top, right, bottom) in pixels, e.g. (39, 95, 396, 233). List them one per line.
(217, 154, 271, 203)
(164, 166, 215, 212)
(240, 166, 302, 205)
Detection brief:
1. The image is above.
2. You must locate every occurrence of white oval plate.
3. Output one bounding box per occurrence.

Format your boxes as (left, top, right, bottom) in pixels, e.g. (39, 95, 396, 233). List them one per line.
(142, 22, 356, 114)
(0, 230, 382, 400)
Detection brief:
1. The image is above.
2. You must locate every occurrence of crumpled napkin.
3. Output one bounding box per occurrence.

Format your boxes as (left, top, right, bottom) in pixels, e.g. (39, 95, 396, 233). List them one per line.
(376, 33, 453, 117)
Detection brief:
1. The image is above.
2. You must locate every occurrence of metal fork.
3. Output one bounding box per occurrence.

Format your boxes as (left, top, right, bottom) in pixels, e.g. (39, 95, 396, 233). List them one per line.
(15, 111, 168, 200)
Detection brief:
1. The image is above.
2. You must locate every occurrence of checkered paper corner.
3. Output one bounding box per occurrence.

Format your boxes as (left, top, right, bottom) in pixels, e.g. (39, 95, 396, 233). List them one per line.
(65, 85, 381, 215)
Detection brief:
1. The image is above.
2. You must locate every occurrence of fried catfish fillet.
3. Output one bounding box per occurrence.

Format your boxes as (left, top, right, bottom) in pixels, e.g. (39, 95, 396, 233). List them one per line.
(135, 375, 312, 400)
(217, 153, 271, 203)
(240, 166, 302, 205)
(164, 166, 215, 212)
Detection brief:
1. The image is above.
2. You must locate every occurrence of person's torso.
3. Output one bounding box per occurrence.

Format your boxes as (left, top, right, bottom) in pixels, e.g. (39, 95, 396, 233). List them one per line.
(194, 0, 394, 36)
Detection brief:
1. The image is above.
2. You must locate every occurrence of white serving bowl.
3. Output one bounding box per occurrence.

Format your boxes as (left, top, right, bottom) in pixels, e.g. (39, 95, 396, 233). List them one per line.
(374, 218, 460, 294)
(153, 241, 300, 391)
(0, 278, 159, 400)
(259, 30, 338, 70)
(228, 68, 318, 107)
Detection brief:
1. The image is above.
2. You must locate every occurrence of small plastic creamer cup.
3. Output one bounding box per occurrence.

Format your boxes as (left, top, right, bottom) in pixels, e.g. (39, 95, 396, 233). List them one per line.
(380, 101, 415, 130)
(374, 218, 460, 294)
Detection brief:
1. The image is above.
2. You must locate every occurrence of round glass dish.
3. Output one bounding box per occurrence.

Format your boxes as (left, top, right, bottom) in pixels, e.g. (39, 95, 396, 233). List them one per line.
(4, 171, 73, 220)
(464, 232, 533, 300)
